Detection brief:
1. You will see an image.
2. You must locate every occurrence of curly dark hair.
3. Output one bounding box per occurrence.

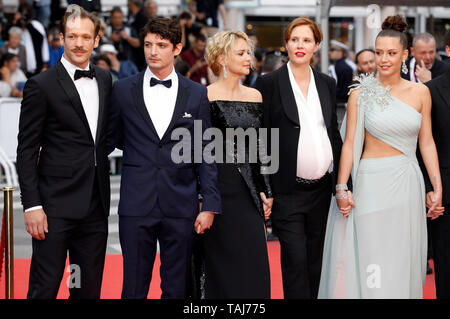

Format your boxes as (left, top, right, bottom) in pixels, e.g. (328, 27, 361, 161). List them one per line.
(140, 17, 181, 47)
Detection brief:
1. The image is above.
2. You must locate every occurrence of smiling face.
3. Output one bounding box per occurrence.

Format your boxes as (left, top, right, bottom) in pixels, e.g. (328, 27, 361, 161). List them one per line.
(285, 25, 319, 67)
(375, 36, 408, 77)
(144, 32, 182, 77)
(223, 37, 252, 77)
(61, 17, 99, 69)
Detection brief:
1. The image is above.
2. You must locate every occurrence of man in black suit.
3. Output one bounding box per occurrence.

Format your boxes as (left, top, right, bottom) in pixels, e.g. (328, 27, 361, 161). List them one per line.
(402, 32, 450, 83)
(328, 40, 354, 106)
(16, 5, 112, 299)
(421, 69, 450, 298)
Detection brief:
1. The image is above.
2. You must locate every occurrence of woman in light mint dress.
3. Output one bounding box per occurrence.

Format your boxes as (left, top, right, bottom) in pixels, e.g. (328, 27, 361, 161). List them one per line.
(318, 15, 445, 299)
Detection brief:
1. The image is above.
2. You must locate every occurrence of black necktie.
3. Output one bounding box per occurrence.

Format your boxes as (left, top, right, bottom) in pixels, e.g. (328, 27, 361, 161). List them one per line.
(74, 68, 96, 80)
(150, 77, 172, 88)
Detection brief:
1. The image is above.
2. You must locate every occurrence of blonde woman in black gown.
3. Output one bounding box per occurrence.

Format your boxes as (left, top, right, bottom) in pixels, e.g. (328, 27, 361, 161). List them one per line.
(202, 31, 273, 298)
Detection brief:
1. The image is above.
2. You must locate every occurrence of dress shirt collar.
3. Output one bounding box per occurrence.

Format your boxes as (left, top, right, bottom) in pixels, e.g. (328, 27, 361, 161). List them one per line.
(60, 54, 91, 81)
(144, 66, 178, 89)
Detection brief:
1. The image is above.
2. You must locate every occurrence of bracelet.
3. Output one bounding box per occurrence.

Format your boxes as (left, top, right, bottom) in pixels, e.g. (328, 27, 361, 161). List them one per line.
(335, 191, 348, 200)
(336, 184, 348, 191)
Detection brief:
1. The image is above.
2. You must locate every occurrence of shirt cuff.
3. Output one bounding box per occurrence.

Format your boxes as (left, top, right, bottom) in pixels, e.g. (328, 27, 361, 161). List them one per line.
(25, 206, 43, 213)
(200, 211, 220, 215)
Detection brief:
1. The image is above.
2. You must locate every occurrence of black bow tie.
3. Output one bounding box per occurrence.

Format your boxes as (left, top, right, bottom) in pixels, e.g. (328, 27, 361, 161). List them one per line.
(150, 77, 172, 88)
(74, 68, 95, 80)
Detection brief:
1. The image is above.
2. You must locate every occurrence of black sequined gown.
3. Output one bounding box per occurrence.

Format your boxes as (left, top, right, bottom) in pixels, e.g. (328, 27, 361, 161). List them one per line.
(202, 100, 272, 299)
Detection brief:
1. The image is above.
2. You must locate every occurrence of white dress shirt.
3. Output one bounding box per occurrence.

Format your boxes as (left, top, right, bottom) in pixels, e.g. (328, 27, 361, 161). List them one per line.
(60, 55, 99, 142)
(409, 57, 422, 83)
(143, 67, 179, 139)
(287, 62, 334, 180)
(25, 55, 99, 213)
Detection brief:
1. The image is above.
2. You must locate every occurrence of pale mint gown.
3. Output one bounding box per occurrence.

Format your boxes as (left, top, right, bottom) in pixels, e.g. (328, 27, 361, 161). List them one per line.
(318, 74, 427, 299)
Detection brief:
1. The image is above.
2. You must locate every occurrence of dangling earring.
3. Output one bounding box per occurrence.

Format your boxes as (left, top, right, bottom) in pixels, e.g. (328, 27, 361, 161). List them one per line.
(402, 60, 408, 74)
(222, 65, 227, 78)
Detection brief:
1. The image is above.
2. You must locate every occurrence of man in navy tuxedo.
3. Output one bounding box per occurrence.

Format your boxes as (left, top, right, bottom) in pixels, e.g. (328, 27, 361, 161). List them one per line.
(107, 17, 221, 299)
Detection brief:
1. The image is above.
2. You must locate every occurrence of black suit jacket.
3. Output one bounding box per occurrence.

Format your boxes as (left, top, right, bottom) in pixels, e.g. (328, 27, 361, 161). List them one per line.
(401, 57, 450, 82)
(422, 70, 450, 205)
(254, 63, 346, 195)
(17, 60, 112, 219)
(334, 58, 354, 105)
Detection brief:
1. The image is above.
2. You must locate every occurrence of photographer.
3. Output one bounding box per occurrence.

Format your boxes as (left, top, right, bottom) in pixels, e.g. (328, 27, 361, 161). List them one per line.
(105, 6, 140, 64)
(10, 3, 49, 76)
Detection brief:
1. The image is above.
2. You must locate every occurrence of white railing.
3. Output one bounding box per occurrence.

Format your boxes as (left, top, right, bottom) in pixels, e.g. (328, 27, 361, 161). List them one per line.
(0, 97, 21, 187)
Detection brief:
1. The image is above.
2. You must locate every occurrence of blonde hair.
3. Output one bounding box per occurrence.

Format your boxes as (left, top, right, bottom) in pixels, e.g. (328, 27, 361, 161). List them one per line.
(205, 30, 254, 77)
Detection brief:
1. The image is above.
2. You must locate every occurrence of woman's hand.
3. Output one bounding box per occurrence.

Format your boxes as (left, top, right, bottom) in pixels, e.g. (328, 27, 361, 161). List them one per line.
(336, 190, 355, 218)
(260, 192, 273, 221)
(426, 190, 445, 220)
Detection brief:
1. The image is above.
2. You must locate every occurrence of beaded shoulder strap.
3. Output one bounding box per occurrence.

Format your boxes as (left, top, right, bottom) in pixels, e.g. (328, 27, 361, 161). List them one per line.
(348, 73, 393, 111)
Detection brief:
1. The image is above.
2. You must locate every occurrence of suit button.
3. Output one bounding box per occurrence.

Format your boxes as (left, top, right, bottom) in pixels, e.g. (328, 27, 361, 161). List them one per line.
(158, 144, 162, 148)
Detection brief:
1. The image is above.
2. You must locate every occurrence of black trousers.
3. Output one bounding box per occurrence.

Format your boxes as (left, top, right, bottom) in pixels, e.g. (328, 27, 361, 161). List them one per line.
(430, 207, 450, 299)
(271, 175, 332, 299)
(27, 181, 108, 299)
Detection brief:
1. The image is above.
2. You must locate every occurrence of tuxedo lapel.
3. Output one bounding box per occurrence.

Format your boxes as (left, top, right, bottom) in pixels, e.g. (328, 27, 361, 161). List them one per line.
(131, 71, 160, 142)
(56, 61, 93, 143)
(278, 64, 300, 126)
(161, 73, 190, 143)
(93, 65, 105, 145)
(313, 69, 332, 128)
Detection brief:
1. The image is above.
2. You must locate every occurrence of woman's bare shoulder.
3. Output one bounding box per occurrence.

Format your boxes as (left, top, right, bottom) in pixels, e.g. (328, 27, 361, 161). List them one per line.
(207, 82, 221, 100)
(404, 80, 429, 95)
(241, 86, 263, 103)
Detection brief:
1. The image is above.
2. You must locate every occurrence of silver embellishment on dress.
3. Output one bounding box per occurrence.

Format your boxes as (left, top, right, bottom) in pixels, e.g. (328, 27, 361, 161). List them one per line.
(348, 73, 393, 111)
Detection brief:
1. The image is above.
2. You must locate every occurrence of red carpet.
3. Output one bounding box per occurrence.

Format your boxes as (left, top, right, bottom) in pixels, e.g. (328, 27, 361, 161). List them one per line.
(0, 241, 436, 299)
